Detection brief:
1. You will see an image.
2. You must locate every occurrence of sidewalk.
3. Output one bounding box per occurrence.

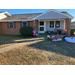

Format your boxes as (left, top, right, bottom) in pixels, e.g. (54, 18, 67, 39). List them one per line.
(0, 38, 43, 53)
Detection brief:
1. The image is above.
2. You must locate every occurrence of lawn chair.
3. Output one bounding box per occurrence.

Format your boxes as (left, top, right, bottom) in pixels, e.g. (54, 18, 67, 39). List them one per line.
(54, 28, 58, 37)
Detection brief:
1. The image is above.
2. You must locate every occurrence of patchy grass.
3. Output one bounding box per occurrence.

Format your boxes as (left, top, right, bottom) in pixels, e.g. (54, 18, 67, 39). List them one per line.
(0, 36, 75, 65)
(0, 35, 33, 48)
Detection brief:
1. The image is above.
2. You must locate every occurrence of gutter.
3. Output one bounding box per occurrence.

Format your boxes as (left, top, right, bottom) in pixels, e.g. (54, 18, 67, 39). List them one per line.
(0, 20, 32, 22)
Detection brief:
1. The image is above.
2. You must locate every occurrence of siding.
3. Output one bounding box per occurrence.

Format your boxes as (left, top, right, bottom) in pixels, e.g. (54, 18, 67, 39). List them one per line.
(35, 10, 69, 20)
(60, 21, 64, 29)
(0, 13, 7, 20)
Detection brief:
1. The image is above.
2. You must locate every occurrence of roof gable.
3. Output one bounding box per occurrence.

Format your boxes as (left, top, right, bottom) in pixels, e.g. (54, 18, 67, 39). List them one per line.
(33, 9, 73, 20)
(0, 11, 11, 17)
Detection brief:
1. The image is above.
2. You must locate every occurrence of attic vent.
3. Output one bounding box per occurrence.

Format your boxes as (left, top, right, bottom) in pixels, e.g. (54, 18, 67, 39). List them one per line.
(4, 13, 8, 16)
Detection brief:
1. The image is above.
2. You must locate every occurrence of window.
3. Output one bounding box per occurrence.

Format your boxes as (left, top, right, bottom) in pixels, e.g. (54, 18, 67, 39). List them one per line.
(40, 27, 44, 31)
(9, 22, 14, 28)
(55, 21, 60, 28)
(7, 22, 16, 29)
(23, 22, 26, 26)
(40, 22, 44, 26)
(50, 21, 54, 28)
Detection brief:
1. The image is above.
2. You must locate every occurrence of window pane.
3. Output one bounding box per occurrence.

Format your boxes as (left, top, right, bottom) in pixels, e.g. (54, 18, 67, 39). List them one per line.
(23, 22, 26, 26)
(40, 27, 44, 31)
(40, 22, 44, 26)
(50, 21, 54, 28)
(9, 23, 13, 28)
(55, 21, 60, 27)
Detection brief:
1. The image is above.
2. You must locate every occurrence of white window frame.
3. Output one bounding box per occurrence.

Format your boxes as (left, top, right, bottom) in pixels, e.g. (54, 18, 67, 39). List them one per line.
(39, 21, 44, 26)
(50, 21, 54, 28)
(55, 21, 60, 28)
(9, 22, 14, 29)
(39, 21, 45, 33)
(49, 21, 60, 28)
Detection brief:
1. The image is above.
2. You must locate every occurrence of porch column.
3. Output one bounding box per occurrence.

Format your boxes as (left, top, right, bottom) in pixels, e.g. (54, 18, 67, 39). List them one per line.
(67, 19, 71, 36)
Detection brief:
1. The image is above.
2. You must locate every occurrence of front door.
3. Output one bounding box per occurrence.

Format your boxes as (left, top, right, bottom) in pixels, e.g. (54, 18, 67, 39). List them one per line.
(39, 21, 45, 33)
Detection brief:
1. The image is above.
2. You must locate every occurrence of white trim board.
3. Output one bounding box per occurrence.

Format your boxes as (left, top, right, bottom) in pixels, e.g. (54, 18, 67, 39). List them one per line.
(0, 20, 32, 22)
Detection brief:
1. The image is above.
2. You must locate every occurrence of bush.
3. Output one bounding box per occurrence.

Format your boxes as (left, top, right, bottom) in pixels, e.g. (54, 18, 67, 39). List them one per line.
(20, 26, 33, 37)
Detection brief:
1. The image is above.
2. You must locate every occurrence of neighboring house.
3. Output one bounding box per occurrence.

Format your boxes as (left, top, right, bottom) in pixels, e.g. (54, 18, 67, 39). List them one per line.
(71, 22, 75, 28)
(0, 9, 74, 36)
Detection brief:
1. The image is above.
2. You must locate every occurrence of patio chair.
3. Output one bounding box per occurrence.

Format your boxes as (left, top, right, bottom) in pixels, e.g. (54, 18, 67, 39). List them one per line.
(54, 28, 58, 34)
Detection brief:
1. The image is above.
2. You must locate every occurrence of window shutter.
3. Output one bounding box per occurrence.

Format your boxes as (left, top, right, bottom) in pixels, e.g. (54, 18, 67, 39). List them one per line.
(26, 22, 28, 26)
(28, 22, 29, 26)
(26, 22, 29, 26)
(7, 22, 9, 29)
(14, 22, 16, 29)
(20, 22, 22, 27)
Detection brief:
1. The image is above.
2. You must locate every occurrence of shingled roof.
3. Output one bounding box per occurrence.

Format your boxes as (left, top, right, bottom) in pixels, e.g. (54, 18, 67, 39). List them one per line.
(1, 13, 42, 21)
(61, 12, 74, 18)
(0, 10, 73, 22)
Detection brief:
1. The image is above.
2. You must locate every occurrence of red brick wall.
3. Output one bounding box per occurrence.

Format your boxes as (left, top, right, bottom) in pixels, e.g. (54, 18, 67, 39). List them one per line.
(29, 21, 33, 28)
(0, 21, 39, 35)
(29, 20, 39, 31)
(0, 19, 71, 36)
(65, 19, 71, 36)
(0, 22, 21, 35)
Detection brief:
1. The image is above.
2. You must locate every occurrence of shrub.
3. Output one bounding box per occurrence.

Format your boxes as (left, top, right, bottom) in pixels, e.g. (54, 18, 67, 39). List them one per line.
(20, 26, 33, 37)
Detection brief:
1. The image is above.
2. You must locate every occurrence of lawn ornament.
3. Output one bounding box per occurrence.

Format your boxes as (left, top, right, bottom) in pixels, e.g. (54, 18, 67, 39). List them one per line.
(50, 36, 62, 41)
(47, 35, 50, 38)
(65, 37, 75, 43)
(32, 29, 36, 37)
(61, 29, 67, 35)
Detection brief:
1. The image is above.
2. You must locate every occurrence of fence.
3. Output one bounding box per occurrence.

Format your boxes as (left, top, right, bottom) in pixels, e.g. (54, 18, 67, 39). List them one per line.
(70, 29, 75, 35)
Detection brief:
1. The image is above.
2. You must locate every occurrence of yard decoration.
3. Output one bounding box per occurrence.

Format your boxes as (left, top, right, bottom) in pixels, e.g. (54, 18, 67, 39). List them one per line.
(61, 29, 67, 35)
(65, 37, 75, 43)
(47, 35, 50, 38)
(50, 36, 62, 41)
(32, 29, 36, 37)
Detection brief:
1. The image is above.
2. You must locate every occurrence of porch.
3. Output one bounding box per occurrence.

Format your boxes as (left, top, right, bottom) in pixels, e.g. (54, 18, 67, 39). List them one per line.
(38, 19, 65, 34)
(33, 9, 72, 36)
(33, 18, 71, 36)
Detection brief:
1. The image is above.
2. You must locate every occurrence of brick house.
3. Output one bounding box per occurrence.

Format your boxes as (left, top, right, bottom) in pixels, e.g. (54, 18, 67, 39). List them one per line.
(0, 9, 74, 36)
(71, 22, 75, 28)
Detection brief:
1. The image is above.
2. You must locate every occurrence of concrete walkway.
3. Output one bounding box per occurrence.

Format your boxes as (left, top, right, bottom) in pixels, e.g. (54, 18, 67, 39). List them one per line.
(0, 38, 43, 53)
